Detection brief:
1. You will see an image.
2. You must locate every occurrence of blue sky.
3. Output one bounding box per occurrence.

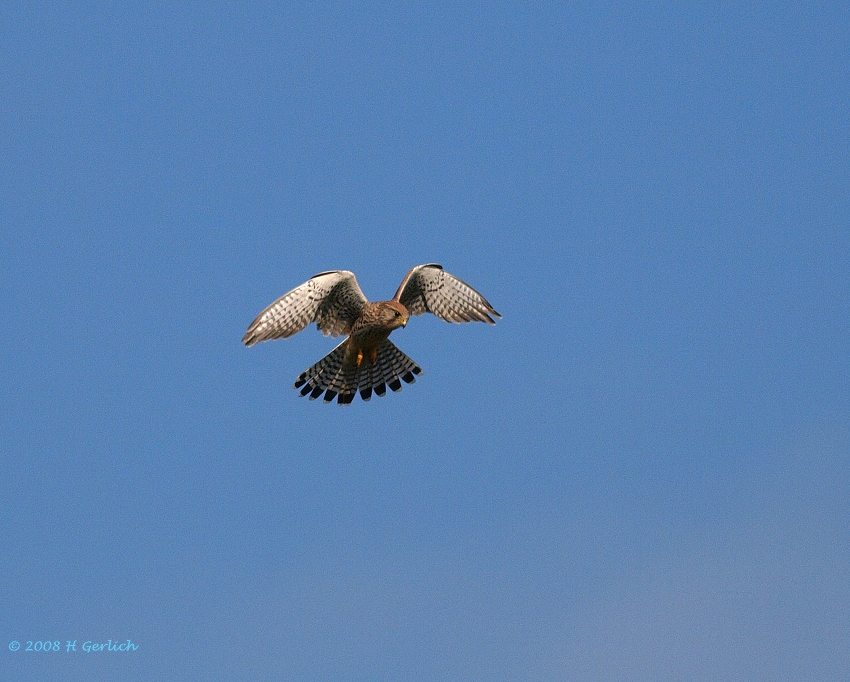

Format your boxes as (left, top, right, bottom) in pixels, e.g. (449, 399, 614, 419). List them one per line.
(2, 2, 848, 680)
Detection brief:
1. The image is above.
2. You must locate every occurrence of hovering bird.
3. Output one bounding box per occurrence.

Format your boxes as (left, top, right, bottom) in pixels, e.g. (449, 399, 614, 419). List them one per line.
(242, 263, 500, 404)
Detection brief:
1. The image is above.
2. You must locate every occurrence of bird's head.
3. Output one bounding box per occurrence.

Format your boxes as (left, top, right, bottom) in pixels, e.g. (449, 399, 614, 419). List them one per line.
(382, 301, 410, 329)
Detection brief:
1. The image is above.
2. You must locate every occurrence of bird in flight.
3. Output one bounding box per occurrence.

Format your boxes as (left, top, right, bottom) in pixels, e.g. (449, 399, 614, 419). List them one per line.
(242, 263, 500, 404)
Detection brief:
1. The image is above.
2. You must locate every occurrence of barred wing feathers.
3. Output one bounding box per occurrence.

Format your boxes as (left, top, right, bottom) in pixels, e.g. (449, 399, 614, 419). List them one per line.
(242, 270, 368, 346)
(394, 264, 501, 324)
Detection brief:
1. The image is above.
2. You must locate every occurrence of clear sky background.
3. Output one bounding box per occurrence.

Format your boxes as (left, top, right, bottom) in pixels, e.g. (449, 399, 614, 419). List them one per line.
(2, 3, 848, 680)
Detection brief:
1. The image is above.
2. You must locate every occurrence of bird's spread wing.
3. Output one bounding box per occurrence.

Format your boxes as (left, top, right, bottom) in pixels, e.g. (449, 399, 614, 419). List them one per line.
(393, 264, 501, 324)
(243, 270, 368, 346)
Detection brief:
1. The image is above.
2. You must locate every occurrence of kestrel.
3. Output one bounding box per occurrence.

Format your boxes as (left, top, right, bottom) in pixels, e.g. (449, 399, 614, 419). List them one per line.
(242, 263, 500, 404)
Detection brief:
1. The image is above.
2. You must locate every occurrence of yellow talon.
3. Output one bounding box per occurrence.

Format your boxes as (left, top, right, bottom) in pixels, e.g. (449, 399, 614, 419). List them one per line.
(356, 349, 364, 367)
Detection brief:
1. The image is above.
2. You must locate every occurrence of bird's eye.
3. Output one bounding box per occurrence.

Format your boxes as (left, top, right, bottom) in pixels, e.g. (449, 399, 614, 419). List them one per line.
(394, 311, 400, 317)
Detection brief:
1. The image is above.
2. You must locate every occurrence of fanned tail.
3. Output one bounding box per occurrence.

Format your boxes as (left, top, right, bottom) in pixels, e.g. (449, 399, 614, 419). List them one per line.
(293, 339, 422, 404)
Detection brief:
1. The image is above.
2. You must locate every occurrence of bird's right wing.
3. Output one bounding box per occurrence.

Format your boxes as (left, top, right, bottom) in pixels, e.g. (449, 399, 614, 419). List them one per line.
(393, 264, 501, 324)
(242, 270, 368, 346)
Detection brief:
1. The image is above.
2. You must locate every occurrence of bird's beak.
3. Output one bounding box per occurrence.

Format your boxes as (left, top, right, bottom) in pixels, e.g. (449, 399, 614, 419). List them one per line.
(401, 317, 408, 328)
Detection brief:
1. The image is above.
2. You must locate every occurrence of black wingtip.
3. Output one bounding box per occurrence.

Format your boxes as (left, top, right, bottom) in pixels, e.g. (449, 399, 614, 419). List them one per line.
(374, 383, 386, 396)
(401, 371, 416, 384)
(388, 378, 402, 392)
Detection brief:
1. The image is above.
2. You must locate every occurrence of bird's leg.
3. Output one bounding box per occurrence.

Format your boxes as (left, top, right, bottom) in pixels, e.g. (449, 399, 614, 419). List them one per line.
(369, 348, 378, 365)
(356, 348, 364, 368)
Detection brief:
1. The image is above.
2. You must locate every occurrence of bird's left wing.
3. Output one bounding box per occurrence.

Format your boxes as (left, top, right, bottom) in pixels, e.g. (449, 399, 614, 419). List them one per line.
(394, 264, 501, 324)
(243, 270, 368, 346)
